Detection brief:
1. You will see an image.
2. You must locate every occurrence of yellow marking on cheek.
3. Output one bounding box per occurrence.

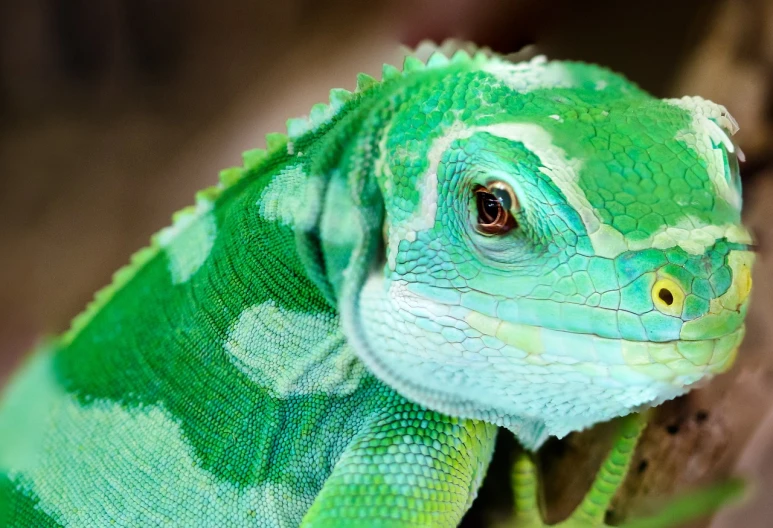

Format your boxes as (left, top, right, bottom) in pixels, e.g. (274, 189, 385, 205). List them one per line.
(737, 265, 752, 303)
(663, 359, 701, 375)
(496, 322, 544, 356)
(710, 345, 740, 374)
(464, 312, 544, 356)
(465, 311, 501, 337)
(702, 250, 755, 319)
(728, 250, 754, 308)
(629, 363, 675, 382)
(708, 297, 724, 315)
(650, 341, 684, 363)
(675, 339, 713, 366)
(621, 341, 651, 366)
(708, 326, 745, 374)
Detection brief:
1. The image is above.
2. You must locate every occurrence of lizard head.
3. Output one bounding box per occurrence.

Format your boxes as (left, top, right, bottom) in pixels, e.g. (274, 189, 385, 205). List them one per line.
(338, 57, 755, 448)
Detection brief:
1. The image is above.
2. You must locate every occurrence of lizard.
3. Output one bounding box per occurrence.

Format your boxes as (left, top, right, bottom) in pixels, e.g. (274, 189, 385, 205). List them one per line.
(0, 42, 755, 527)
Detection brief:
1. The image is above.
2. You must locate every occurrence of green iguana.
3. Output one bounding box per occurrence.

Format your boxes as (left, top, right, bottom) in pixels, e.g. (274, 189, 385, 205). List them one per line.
(0, 43, 755, 527)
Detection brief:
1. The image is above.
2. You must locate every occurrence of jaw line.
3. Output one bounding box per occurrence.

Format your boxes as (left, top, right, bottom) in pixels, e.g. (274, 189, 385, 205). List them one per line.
(340, 272, 743, 447)
(339, 289, 551, 443)
(471, 312, 746, 380)
(341, 299, 694, 448)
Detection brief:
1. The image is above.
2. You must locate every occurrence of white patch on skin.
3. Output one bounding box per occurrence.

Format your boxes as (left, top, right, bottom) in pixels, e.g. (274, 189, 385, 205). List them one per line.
(258, 164, 320, 231)
(666, 96, 742, 212)
(6, 395, 314, 526)
(391, 121, 749, 260)
(0, 347, 60, 473)
(482, 55, 576, 93)
(157, 198, 217, 284)
(425, 122, 629, 258)
(628, 216, 752, 255)
(474, 123, 631, 257)
(384, 121, 626, 260)
(0, 350, 315, 527)
(384, 123, 460, 270)
(225, 300, 365, 397)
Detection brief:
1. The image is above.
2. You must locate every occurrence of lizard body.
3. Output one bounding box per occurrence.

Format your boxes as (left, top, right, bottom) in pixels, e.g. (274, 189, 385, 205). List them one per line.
(0, 45, 754, 527)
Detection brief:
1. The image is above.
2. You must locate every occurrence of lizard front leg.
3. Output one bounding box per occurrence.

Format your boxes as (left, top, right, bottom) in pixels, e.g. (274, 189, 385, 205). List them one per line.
(301, 400, 498, 527)
(502, 413, 744, 528)
(497, 413, 652, 528)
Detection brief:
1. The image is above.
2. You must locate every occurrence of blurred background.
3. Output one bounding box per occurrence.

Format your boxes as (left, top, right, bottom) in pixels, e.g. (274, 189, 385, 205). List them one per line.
(1, 0, 772, 526)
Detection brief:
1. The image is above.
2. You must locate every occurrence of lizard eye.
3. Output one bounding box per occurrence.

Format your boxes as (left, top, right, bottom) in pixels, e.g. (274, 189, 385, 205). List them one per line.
(474, 181, 519, 235)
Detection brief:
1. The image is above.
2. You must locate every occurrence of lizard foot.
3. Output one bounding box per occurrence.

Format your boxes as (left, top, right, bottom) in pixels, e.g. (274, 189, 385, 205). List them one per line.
(497, 413, 744, 528)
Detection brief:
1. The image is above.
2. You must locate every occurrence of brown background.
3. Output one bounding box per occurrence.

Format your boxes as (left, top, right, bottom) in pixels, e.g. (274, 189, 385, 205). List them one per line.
(1, 1, 772, 526)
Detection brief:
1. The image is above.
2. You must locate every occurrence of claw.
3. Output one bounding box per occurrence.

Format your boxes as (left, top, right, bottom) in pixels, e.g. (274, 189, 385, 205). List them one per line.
(503, 411, 742, 528)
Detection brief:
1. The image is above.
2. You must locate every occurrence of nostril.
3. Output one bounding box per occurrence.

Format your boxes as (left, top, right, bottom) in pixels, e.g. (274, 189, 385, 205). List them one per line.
(658, 288, 674, 306)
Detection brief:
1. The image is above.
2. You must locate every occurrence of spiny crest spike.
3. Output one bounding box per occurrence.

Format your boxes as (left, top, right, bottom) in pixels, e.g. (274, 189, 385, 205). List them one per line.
(242, 148, 267, 169)
(113, 246, 154, 283)
(265, 132, 288, 151)
(381, 63, 401, 80)
(309, 103, 330, 126)
(329, 88, 352, 109)
(473, 51, 489, 63)
(426, 51, 450, 68)
(356, 73, 377, 92)
(451, 49, 472, 64)
(171, 205, 197, 224)
(218, 167, 243, 188)
(196, 185, 221, 204)
(407, 39, 499, 62)
(402, 55, 425, 73)
(286, 118, 309, 139)
(409, 40, 444, 59)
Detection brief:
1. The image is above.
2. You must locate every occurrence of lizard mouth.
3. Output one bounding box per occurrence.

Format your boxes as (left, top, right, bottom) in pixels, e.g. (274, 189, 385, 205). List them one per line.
(464, 310, 745, 386)
(343, 273, 744, 447)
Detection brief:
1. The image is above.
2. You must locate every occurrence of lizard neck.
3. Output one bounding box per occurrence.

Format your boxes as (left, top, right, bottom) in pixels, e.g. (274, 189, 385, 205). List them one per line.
(50, 147, 387, 486)
(48, 75, 418, 487)
(55, 146, 335, 380)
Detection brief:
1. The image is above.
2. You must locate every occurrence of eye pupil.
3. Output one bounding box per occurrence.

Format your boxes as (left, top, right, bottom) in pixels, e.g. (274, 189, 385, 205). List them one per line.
(474, 183, 519, 235)
(658, 288, 674, 306)
(478, 192, 501, 224)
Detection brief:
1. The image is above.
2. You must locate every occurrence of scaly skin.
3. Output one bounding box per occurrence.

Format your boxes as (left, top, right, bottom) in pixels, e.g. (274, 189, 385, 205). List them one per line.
(0, 45, 754, 527)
